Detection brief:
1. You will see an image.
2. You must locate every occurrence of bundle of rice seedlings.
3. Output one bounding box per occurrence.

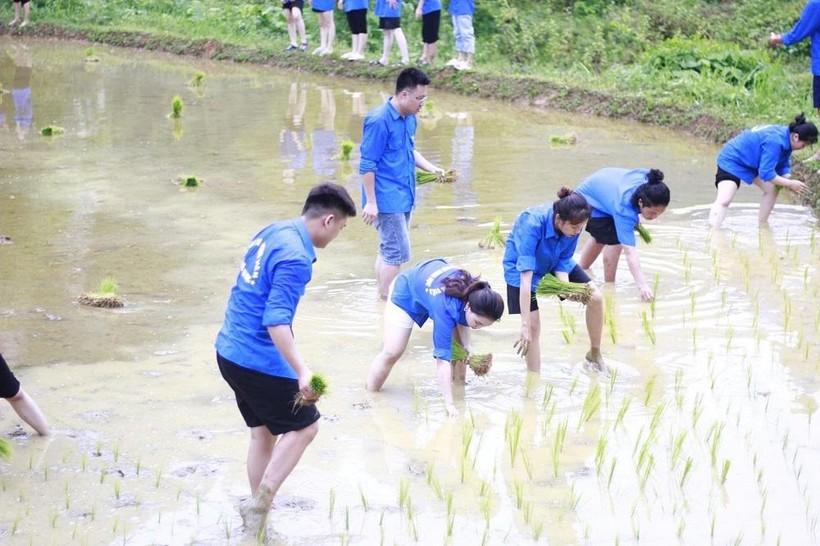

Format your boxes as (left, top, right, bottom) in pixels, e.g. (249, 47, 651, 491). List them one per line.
(635, 224, 652, 244)
(177, 175, 203, 188)
(416, 170, 458, 186)
(451, 340, 492, 376)
(549, 134, 577, 146)
(84, 47, 100, 62)
(340, 140, 355, 161)
(535, 274, 592, 305)
(418, 99, 440, 119)
(169, 96, 184, 119)
(78, 277, 124, 309)
(293, 374, 328, 410)
(189, 71, 206, 87)
(478, 217, 505, 249)
(0, 438, 12, 460)
(40, 126, 65, 137)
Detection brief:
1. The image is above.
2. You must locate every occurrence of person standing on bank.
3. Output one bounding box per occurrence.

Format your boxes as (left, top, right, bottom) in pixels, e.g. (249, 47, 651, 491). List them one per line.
(416, 0, 442, 65)
(445, 0, 475, 70)
(339, 0, 368, 61)
(215, 183, 356, 535)
(372, 0, 410, 66)
(576, 168, 671, 302)
(282, 0, 308, 52)
(504, 188, 605, 373)
(770, 0, 820, 114)
(0, 352, 49, 436)
(366, 258, 504, 416)
(708, 114, 816, 228)
(359, 68, 443, 300)
(311, 0, 336, 55)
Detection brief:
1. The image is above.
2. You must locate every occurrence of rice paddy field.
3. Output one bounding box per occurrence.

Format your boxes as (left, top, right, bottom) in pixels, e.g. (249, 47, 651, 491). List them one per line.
(0, 38, 818, 545)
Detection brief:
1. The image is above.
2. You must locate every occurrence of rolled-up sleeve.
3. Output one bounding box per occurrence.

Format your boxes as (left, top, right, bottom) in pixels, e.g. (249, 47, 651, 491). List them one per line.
(431, 307, 458, 361)
(359, 116, 388, 174)
(776, 153, 792, 177)
(262, 259, 312, 327)
(758, 139, 781, 182)
(614, 216, 637, 247)
(514, 213, 540, 274)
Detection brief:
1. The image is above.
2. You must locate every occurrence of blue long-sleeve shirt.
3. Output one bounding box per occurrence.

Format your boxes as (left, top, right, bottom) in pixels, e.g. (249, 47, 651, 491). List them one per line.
(576, 168, 647, 248)
(783, 0, 820, 75)
(717, 125, 792, 184)
(343, 0, 368, 11)
(359, 99, 417, 214)
(502, 205, 580, 289)
(375, 0, 401, 17)
(448, 0, 474, 16)
(390, 258, 469, 361)
(422, 0, 442, 14)
(215, 218, 316, 379)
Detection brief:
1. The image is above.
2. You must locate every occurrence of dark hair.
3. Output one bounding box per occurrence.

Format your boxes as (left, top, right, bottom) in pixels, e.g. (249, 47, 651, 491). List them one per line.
(442, 270, 504, 321)
(302, 183, 357, 218)
(396, 68, 431, 94)
(553, 186, 590, 224)
(631, 169, 670, 209)
(788, 112, 818, 144)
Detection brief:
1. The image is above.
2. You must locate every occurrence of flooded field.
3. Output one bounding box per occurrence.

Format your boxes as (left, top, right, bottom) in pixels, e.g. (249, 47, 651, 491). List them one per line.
(0, 38, 818, 545)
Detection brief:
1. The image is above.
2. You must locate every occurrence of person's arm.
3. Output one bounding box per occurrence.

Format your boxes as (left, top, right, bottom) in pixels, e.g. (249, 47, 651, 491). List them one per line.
(759, 141, 809, 194)
(512, 214, 540, 357)
(267, 325, 314, 397)
(436, 358, 458, 416)
(516, 270, 534, 356)
(359, 118, 388, 224)
(432, 312, 458, 416)
(414, 149, 444, 174)
(337, 0, 343, 9)
(770, 174, 809, 194)
(361, 171, 378, 224)
(416, 0, 425, 18)
(623, 246, 652, 301)
(780, 2, 820, 46)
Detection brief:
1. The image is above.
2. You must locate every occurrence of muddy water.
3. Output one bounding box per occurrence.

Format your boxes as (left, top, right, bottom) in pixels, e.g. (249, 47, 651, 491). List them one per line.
(0, 37, 818, 545)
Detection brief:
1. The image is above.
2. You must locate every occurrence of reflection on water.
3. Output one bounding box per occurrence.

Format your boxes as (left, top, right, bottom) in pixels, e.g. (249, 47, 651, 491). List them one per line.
(0, 38, 819, 545)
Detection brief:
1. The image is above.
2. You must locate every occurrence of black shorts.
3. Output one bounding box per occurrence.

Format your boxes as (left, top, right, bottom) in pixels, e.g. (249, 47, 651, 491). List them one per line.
(506, 265, 591, 314)
(379, 17, 401, 30)
(585, 217, 621, 245)
(282, 0, 304, 11)
(422, 10, 441, 43)
(217, 353, 320, 435)
(0, 353, 21, 399)
(13, 0, 30, 4)
(346, 9, 367, 34)
(814, 75, 820, 109)
(715, 166, 742, 189)
(312, 7, 331, 13)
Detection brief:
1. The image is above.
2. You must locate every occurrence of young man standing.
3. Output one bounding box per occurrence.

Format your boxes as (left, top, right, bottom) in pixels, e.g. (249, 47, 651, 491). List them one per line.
(215, 183, 356, 535)
(359, 68, 443, 300)
(446, 0, 475, 70)
(770, 0, 820, 114)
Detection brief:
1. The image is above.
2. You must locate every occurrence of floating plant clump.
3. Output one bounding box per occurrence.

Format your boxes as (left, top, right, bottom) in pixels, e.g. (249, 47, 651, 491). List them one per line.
(78, 276, 124, 308)
(536, 274, 593, 304)
(170, 96, 184, 119)
(190, 71, 205, 87)
(84, 47, 100, 62)
(451, 340, 492, 376)
(549, 134, 577, 146)
(177, 175, 203, 188)
(0, 438, 12, 460)
(636, 224, 652, 244)
(416, 169, 458, 185)
(293, 374, 328, 409)
(478, 217, 505, 249)
(40, 126, 65, 137)
(340, 140, 355, 161)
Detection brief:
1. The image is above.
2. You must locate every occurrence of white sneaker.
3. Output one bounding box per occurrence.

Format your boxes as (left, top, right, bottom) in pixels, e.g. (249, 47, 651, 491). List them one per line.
(312, 46, 325, 55)
(19, 20, 28, 28)
(9, 18, 19, 26)
(341, 51, 353, 60)
(444, 58, 459, 67)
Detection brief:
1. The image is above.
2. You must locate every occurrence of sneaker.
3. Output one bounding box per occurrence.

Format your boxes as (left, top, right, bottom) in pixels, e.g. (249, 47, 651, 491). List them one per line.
(284, 44, 299, 52)
(444, 58, 459, 67)
(312, 46, 325, 55)
(19, 20, 28, 28)
(341, 51, 354, 60)
(299, 42, 308, 51)
(8, 18, 19, 26)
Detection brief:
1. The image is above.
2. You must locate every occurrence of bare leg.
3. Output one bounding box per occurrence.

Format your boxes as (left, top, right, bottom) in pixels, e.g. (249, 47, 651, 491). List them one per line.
(366, 323, 413, 391)
(375, 255, 400, 300)
(754, 179, 778, 225)
(246, 426, 276, 494)
(428, 41, 438, 63)
(709, 180, 739, 228)
(578, 239, 605, 270)
(525, 310, 541, 373)
(284, 9, 297, 46)
(380, 30, 394, 64)
(394, 28, 410, 63)
(326, 13, 335, 54)
(7, 388, 49, 435)
(22, 2, 30, 25)
(602, 245, 622, 282)
(584, 285, 605, 370)
(355, 33, 366, 57)
(294, 8, 307, 45)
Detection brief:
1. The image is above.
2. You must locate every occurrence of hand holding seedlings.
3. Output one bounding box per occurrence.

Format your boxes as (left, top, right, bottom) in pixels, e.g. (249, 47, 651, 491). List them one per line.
(514, 325, 531, 357)
(294, 373, 327, 408)
(639, 284, 654, 302)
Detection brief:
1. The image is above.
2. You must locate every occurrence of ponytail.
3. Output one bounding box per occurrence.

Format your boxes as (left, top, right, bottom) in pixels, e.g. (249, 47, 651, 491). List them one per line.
(442, 270, 504, 321)
(553, 186, 590, 224)
(788, 112, 819, 144)
(631, 168, 670, 209)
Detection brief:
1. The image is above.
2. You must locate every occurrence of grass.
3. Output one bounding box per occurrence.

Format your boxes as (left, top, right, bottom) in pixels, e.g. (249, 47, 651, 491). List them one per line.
(293, 373, 328, 408)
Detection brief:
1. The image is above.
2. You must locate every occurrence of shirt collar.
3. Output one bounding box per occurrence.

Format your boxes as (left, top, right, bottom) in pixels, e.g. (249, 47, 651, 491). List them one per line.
(544, 207, 558, 239)
(386, 97, 403, 120)
(294, 217, 317, 263)
(782, 125, 792, 149)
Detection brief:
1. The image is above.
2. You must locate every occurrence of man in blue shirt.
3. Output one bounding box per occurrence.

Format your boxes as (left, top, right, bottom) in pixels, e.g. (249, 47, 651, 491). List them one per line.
(770, 0, 820, 112)
(215, 183, 356, 535)
(359, 68, 443, 300)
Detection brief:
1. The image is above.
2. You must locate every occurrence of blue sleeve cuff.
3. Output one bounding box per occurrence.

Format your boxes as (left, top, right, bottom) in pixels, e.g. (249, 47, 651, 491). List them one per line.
(262, 307, 294, 327)
(555, 259, 575, 273)
(433, 347, 452, 361)
(359, 159, 378, 174)
(516, 256, 537, 272)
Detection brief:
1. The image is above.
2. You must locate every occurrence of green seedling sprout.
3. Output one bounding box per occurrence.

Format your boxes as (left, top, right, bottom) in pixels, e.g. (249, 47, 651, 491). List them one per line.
(478, 217, 505, 249)
(190, 71, 206, 87)
(548, 134, 577, 146)
(720, 459, 731, 485)
(170, 96, 183, 119)
(615, 396, 631, 429)
(339, 140, 355, 161)
(398, 478, 409, 510)
(293, 373, 327, 408)
(604, 292, 618, 344)
(521, 450, 534, 480)
(79, 277, 123, 308)
(641, 310, 656, 345)
(670, 431, 686, 469)
(680, 457, 693, 488)
(594, 436, 607, 476)
(523, 501, 533, 523)
(328, 487, 336, 519)
(513, 481, 524, 509)
(178, 175, 203, 188)
(505, 411, 523, 466)
(578, 383, 601, 430)
(416, 169, 458, 185)
(536, 274, 593, 304)
(0, 438, 12, 460)
(607, 459, 617, 489)
(635, 224, 652, 244)
(643, 375, 656, 406)
(40, 126, 65, 137)
(532, 521, 544, 541)
(551, 418, 568, 478)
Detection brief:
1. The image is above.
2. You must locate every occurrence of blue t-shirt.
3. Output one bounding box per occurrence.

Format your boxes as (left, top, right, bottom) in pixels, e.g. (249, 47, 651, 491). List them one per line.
(343, 0, 368, 11)
(717, 125, 792, 184)
(422, 0, 442, 14)
(391, 258, 469, 361)
(215, 218, 316, 379)
(312, 0, 335, 10)
(359, 99, 418, 213)
(783, 0, 820, 75)
(375, 0, 401, 17)
(448, 0, 474, 16)
(576, 168, 646, 248)
(503, 204, 581, 289)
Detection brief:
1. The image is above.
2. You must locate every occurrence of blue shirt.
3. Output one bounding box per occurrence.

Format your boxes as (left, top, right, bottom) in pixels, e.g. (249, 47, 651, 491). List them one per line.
(717, 125, 792, 184)
(576, 168, 646, 248)
(312, 0, 335, 10)
(343, 0, 368, 11)
(375, 0, 401, 17)
(783, 0, 820, 75)
(503, 205, 580, 289)
(448, 0, 474, 16)
(215, 218, 316, 379)
(391, 258, 469, 361)
(359, 99, 418, 213)
(422, 0, 441, 14)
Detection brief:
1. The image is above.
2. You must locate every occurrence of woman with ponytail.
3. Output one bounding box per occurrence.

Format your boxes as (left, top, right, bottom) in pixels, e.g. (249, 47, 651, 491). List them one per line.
(366, 258, 504, 416)
(709, 113, 816, 228)
(576, 168, 671, 301)
(504, 187, 605, 372)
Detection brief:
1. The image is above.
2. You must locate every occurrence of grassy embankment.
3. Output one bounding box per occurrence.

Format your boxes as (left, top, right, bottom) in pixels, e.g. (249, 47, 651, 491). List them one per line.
(2, 0, 819, 210)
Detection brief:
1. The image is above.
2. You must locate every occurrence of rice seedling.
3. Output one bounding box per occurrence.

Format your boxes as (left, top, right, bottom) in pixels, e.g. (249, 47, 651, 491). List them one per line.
(569, 377, 579, 396)
(339, 140, 355, 161)
(10, 516, 20, 535)
(604, 292, 618, 344)
(416, 169, 457, 185)
(79, 277, 123, 308)
(577, 383, 601, 430)
(551, 419, 568, 478)
(643, 375, 656, 407)
(0, 438, 12, 460)
(170, 96, 184, 119)
(154, 468, 163, 489)
(536, 274, 593, 304)
(446, 511, 455, 537)
(671, 431, 687, 469)
(50, 510, 58, 528)
(680, 457, 694, 488)
(293, 373, 328, 409)
(710, 514, 716, 540)
(532, 521, 544, 541)
(649, 403, 665, 438)
(607, 459, 617, 489)
(615, 396, 631, 429)
(178, 175, 202, 188)
(595, 436, 607, 475)
(398, 478, 409, 510)
(505, 412, 523, 466)
(114, 480, 121, 500)
(513, 480, 524, 509)
(635, 223, 652, 244)
(85, 47, 100, 62)
(548, 134, 577, 145)
(345, 506, 350, 532)
(708, 422, 724, 467)
(478, 217, 505, 249)
(521, 450, 534, 481)
(725, 325, 734, 353)
(328, 487, 336, 519)
(641, 311, 656, 345)
(135, 458, 141, 476)
(720, 459, 732, 485)
(542, 383, 554, 408)
(607, 367, 618, 398)
(189, 71, 206, 87)
(40, 126, 65, 137)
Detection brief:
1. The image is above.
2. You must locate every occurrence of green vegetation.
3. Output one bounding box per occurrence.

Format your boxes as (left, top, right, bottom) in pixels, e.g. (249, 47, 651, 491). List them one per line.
(170, 95, 183, 119)
(0, 438, 12, 460)
(536, 274, 593, 304)
(339, 140, 355, 161)
(178, 175, 203, 188)
(478, 217, 505, 249)
(78, 276, 123, 308)
(416, 170, 458, 185)
(549, 134, 577, 146)
(636, 224, 652, 244)
(40, 126, 65, 137)
(190, 70, 206, 87)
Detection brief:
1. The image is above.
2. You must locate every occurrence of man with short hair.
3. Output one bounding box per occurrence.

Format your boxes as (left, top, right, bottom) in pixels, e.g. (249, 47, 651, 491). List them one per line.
(359, 68, 443, 300)
(215, 183, 356, 535)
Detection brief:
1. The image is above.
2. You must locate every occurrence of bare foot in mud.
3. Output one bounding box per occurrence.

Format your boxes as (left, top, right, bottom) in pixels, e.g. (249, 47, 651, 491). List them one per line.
(240, 487, 273, 537)
(584, 349, 607, 374)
